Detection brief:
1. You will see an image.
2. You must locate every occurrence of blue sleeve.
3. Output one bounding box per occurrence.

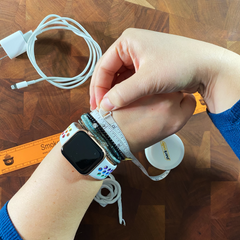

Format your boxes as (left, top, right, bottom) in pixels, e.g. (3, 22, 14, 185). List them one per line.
(207, 99, 240, 159)
(0, 201, 22, 240)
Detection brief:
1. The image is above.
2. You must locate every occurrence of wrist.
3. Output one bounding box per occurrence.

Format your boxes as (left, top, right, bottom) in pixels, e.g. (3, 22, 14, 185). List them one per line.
(112, 111, 140, 153)
(201, 48, 240, 113)
(52, 142, 102, 183)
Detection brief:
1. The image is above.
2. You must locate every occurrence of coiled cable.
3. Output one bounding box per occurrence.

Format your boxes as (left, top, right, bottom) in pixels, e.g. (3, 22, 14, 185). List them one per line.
(23, 14, 102, 89)
(94, 174, 126, 226)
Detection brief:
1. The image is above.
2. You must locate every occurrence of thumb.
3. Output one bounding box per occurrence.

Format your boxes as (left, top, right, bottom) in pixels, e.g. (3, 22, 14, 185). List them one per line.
(100, 70, 152, 111)
(179, 94, 196, 124)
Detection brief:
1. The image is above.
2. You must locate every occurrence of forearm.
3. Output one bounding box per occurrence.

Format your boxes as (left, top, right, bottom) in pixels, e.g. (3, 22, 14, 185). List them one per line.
(8, 142, 102, 240)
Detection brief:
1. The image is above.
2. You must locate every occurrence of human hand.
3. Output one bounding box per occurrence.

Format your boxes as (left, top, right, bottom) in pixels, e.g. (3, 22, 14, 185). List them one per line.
(90, 28, 240, 114)
(111, 92, 195, 153)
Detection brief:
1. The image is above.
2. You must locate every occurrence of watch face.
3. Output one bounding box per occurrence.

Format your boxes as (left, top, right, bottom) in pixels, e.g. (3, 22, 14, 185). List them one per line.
(62, 131, 104, 174)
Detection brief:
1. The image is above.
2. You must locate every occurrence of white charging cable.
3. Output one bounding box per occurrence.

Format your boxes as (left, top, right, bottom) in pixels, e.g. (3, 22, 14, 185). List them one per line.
(94, 174, 126, 225)
(0, 14, 102, 89)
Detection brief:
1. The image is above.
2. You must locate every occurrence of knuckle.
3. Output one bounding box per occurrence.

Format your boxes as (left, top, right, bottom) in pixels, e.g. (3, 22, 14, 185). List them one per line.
(138, 78, 160, 96)
(112, 84, 128, 107)
(171, 119, 184, 133)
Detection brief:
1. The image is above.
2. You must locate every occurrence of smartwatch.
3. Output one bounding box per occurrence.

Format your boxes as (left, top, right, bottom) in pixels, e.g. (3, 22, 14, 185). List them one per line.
(60, 122, 117, 180)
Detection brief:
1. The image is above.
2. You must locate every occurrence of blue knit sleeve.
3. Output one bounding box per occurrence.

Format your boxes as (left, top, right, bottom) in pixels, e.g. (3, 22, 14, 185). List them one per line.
(0, 201, 22, 240)
(207, 99, 240, 159)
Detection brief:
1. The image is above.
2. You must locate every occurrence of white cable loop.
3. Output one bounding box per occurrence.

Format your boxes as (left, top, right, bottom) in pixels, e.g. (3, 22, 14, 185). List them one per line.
(94, 174, 126, 226)
(26, 14, 102, 89)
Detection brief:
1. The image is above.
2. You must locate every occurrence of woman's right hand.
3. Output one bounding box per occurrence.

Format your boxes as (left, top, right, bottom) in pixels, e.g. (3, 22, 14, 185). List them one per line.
(90, 28, 240, 114)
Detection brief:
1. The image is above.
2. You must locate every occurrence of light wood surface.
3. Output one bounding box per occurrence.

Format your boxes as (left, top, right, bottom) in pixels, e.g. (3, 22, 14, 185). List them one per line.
(0, 0, 240, 239)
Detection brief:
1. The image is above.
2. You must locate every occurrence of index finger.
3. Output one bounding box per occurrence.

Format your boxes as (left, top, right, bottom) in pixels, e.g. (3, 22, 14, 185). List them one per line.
(90, 44, 122, 109)
(90, 39, 132, 109)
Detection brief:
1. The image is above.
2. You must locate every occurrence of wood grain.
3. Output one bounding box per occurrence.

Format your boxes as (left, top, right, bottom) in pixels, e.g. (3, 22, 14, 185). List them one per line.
(0, 0, 240, 239)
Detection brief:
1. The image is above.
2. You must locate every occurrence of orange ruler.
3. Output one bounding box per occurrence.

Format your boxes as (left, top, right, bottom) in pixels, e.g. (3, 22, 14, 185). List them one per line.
(0, 133, 60, 175)
(193, 92, 207, 115)
(0, 92, 206, 175)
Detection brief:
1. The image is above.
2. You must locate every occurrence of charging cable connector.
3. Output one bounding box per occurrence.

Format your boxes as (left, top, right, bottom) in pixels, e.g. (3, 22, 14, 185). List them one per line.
(11, 81, 28, 90)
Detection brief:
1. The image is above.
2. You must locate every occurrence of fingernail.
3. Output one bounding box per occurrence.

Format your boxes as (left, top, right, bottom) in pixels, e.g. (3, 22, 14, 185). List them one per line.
(90, 103, 96, 111)
(100, 97, 115, 111)
(89, 99, 94, 111)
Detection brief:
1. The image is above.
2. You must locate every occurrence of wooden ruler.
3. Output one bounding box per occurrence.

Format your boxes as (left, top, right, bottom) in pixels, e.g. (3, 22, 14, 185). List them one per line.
(0, 92, 206, 175)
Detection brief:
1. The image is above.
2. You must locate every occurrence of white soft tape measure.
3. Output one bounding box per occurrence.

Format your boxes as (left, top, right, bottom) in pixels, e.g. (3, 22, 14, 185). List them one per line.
(91, 109, 170, 181)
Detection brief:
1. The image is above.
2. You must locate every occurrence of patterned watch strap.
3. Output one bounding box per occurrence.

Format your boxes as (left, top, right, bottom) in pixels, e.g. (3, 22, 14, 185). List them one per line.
(60, 122, 117, 180)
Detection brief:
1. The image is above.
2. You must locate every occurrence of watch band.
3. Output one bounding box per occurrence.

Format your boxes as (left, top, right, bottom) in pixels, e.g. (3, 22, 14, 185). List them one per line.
(60, 122, 80, 146)
(91, 109, 171, 181)
(80, 113, 125, 163)
(60, 122, 117, 180)
(89, 159, 116, 180)
(86, 113, 125, 160)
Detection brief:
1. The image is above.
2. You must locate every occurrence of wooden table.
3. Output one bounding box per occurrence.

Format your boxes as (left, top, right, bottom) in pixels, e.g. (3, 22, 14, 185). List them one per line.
(0, 0, 240, 239)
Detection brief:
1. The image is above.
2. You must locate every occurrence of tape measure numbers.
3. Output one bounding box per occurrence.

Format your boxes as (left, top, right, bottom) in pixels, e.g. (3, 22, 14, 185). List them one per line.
(92, 110, 171, 181)
(91, 110, 130, 154)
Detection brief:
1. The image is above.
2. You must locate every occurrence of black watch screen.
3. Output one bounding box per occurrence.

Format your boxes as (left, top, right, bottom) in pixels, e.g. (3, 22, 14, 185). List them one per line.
(61, 131, 104, 174)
